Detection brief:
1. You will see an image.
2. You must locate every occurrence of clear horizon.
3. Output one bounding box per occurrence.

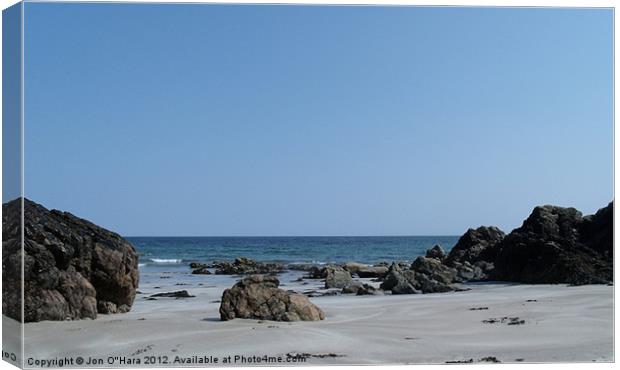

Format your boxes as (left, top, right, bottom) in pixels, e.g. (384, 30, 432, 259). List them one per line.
(20, 4, 613, 236)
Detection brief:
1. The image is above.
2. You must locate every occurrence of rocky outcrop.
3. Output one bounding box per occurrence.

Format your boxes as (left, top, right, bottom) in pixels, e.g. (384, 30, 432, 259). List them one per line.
(445, 226, 505, 266)
(356, 283, 383, 295)
(341, 282, 363, 294)
(306, 266, 327, 279)
(411, 257, 456, 285)
(579, 202, 613, 258)
(219, 275, 324, 321)
(341, 282, 382, 296)
(324, 266, 353, 289)
(342, 262, 367, 275)
(425, 244, 446, 260)
(379, 254, 462, 295)
(2, 198, 139, 322)
(451, 260, 494, 282)
(380, 263, 420, 294)
(214, 257, 284, 275)
(341, 262, 388, 278)
(493, 203, 613, 285)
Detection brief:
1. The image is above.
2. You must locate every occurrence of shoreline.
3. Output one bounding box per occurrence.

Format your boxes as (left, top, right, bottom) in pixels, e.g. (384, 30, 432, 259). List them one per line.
(9, 267, 614, 367)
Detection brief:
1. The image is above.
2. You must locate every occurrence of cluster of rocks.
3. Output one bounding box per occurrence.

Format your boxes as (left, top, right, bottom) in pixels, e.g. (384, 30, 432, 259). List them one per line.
(305, 263, 389, 281)
(378, 202, 614, 294)
(9, 197, 612, 324)
(301, 202, 612, 299)
(301, 263, 386, 295)
(219, 275, 324, 321)
(493, 203, 613, 285)
(190, 257, 284, 275)
(380, 254, 461, 294)
(2, 198, 139, 322)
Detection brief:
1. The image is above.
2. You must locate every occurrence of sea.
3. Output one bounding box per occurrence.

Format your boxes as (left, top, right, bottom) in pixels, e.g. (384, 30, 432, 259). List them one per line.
(128, 236, 460, 274)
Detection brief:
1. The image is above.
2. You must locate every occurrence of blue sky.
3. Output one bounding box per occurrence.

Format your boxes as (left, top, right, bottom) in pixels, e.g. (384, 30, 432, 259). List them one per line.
(22, 4, 612, 236)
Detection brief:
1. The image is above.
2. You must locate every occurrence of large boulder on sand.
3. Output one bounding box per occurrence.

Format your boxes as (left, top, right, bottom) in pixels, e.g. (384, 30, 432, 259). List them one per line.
(2, 198, 139, 322)
(219, 275, 324, 321)
(493, 203, 613, 285)
(324, 266, 353, 289)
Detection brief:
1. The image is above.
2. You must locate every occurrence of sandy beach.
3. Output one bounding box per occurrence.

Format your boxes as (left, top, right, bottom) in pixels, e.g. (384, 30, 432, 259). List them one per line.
(6, 268, 613, 368)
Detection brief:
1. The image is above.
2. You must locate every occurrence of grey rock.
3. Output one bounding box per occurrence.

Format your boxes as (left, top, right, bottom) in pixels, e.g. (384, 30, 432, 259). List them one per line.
(324, 266, 353, 289)
(219, 275, 325, 321)
(356, 284, 383, 296)
(341, 282, 364, 294)
(380, 263, 419, 294)
(410, 256, 457, 284)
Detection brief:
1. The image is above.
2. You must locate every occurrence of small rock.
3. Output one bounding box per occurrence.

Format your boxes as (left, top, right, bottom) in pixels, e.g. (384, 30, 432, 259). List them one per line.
(480, 356, 501, 363)
(149, 290, 195, 298)
(192, 267, 212, 275)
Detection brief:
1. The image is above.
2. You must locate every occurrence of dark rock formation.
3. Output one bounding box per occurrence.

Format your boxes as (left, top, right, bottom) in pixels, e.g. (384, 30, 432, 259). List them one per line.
(287, 263, 318, 272)
(341, 282, 382, 295)
(493, 203, 613, 285)
(356, 266, 389, 278)
(303, 290, 340, 298)
(324, 266, 353, 289)
(191, 267, 212, 275)
(410, 257, 456, 285)
(579, 201, 613, 258)
(379, 254, 460, 294)
(339, 262, 389, 278)
(306, 266, 327, 279)
(149, 290, 195, 298)
(342, 262, 367, 275)
(189, 262, 206, 269)
(380, 263, 420, 294)
(450, 260, 494, 282)
(341, 282, 363, 294)
(219, 275, 324, 321)
(445, 226, 505, 266)
(214, 257, 284, 275)
(356, 283, 383, 295)
(425, 244, 446, 260)
(2, 198, 139, 322)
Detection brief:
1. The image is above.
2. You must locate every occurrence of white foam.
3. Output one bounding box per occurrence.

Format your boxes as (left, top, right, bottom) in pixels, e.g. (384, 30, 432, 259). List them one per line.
(149, 258, 183, 264)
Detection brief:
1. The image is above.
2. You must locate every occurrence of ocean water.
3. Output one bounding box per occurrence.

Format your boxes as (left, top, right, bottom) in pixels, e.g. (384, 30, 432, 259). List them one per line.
(128, 236, 460, 273)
